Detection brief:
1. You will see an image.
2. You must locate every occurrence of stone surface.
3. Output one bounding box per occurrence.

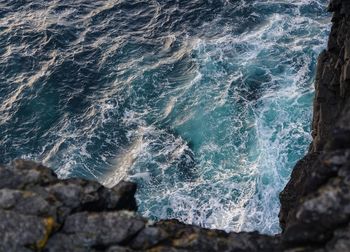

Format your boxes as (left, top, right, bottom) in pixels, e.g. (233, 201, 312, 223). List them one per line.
(279, 0, 350, 250)
(0, 161, 280, 251)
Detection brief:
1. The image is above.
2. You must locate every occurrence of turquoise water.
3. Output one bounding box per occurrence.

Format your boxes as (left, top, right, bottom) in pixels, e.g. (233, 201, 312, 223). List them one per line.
(0, 0, 330, 234)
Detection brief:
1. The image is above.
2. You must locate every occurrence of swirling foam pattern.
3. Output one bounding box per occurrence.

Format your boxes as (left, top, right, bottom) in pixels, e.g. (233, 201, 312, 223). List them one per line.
(0, 0, 330, 234)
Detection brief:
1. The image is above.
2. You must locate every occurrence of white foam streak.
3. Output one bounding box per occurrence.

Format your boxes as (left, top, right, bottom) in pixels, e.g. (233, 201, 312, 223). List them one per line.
(127, 0, 330, 235)
(100, 135, 144, 188)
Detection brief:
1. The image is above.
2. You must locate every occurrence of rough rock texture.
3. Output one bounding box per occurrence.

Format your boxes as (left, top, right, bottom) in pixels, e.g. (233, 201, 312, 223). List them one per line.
(0, 160, 280, 252)
(3, 1, 350, 251)
(279, 0, 350, 249)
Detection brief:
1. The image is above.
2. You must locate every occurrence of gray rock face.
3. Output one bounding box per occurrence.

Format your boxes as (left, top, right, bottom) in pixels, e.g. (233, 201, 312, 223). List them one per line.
(0, 160, 140, 251)
(3, 0, 350, 251)
(279, 0, 350, 249)
(47, 211, 145, 251)
(0, 210, 48, 249)
(0, 160, 280, 252)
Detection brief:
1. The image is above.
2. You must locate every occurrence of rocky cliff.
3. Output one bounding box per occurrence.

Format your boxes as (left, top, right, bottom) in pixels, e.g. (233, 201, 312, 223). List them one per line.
(2, 0, 350, 251)
(279, 0, 350, 249)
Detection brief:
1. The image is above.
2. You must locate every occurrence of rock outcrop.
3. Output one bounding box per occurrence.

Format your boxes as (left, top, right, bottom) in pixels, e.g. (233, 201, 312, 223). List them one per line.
(2, 0, 350, 251)
(0, 160, 279, 252)
(279, 0, 350, 249)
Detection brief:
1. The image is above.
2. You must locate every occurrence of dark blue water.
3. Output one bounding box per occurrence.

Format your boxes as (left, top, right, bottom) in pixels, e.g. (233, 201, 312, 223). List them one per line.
(0, 0, 330, 234)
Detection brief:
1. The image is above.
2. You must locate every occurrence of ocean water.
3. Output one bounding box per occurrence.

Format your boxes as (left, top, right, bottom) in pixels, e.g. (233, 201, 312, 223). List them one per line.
(0, 0, 330, 234)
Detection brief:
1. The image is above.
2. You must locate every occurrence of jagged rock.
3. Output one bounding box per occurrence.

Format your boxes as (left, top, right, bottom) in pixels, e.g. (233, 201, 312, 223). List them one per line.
(0, 160, 142, 251)
(0, 210, 54, 251)
(152, 220, 281, 252)
(279, 0, 350, 249)
(0, 160, 57, 190)
(130, 226, 169, 250)
(0, 188, 55, 216)
(0, 160, 281, 251)
(46, 211, 145, 251)
(279, 152, 320, 229)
